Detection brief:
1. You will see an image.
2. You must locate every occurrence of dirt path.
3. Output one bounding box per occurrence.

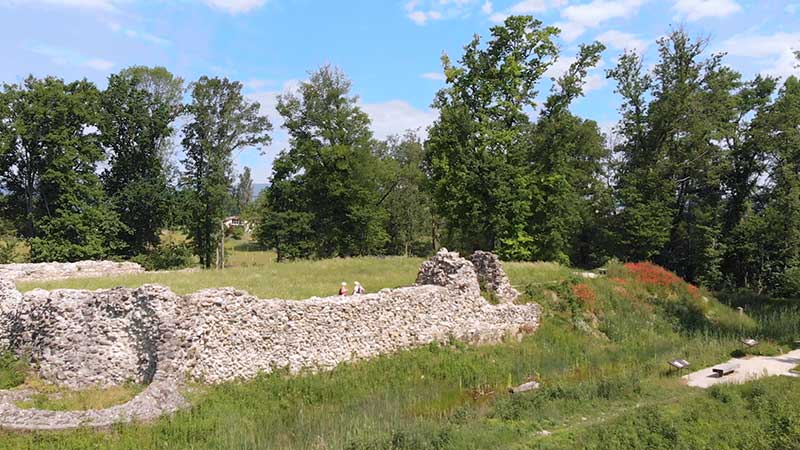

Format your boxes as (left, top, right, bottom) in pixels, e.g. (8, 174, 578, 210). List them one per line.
(683, 349, 800, 388)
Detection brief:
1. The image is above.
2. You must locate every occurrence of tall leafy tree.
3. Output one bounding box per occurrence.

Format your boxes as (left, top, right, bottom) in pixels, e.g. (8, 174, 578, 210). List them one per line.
(522, 42, 607, 264)
(608, 29, 746, 285)
(233, 166, 254, 214)
(425, 16, 604, 262)
(727, 76, 800, 293)
(425, 16, 561, 253)
(0, 76, 123, 261)
(182, 76, 271, 268)
(100, 67, 183, 255)
(117, 66, 185, 170)
(374, 132, 435, 256)
(259, 65, 387, 260)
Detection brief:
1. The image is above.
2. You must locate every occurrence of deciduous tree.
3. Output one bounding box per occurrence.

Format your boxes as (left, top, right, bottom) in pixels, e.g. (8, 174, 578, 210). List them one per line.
(259, 66, 387, 260)
(182, 77, 271, 268)
(100, 67, 183, 255)
(0, 76, 123, 261)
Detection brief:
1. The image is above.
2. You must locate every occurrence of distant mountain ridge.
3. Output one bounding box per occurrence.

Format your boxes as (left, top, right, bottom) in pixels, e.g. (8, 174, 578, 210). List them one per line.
(253, 183, 269, 198)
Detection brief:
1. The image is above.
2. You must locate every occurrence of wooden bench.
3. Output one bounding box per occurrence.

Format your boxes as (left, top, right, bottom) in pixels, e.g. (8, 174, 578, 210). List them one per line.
(712, 363, 739, 377)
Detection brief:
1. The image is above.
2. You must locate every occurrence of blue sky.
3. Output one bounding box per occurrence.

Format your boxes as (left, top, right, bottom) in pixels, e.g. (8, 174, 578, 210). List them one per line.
(1, 0, 798, 182)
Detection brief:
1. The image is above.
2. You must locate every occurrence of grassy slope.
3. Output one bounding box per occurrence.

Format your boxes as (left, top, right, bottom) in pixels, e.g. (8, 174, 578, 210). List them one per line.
(2, 254, 800, 449)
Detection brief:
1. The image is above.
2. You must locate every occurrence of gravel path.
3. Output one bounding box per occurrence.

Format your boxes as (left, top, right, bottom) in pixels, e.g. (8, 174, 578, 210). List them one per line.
(683, 349, 800, 388)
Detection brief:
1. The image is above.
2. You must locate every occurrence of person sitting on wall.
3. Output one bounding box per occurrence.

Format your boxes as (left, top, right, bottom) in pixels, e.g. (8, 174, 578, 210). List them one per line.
(339, 282, 348, 296)
(353, 281, 366, 295)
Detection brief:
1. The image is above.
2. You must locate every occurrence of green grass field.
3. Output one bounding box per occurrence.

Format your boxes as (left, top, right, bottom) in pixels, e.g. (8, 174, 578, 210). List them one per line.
(16, 241, 424, 299)
(4, 248, 800, 449)
(16, 238, 574, 300)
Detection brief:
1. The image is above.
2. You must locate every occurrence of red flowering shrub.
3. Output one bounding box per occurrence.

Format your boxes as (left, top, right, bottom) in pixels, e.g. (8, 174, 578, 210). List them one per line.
(686, 283, 702, 300)
(623, 262, 681, 288)
(572, 283, 597, 311)
(609, 277, 628, 285)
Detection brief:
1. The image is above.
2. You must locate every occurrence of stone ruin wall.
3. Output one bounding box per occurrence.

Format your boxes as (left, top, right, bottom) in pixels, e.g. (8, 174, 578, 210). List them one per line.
(470, 251, 520, 303)
(0, 260, 144, 283)
(0, 249, 539, 390)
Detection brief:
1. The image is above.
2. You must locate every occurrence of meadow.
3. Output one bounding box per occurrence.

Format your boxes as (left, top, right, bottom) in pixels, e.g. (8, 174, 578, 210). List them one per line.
(15, 239, 423, 300)
(3, 247, 800, 449)
(16, 238, 574, 300)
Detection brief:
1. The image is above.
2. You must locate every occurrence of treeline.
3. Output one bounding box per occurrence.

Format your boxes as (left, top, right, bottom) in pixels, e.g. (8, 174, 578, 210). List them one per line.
(0, 67, 271, 268)
(1, 16, 799, 295)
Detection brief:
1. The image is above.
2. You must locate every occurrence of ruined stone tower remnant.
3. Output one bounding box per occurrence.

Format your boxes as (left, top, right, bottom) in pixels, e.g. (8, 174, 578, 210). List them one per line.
(415, 248, 520, 304)
(470, 251, 520, 303)
(415, 248, 481, 296)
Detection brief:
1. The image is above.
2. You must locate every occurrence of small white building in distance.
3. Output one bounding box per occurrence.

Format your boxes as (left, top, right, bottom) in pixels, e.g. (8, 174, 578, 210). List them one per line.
(223, 216, 253, 233)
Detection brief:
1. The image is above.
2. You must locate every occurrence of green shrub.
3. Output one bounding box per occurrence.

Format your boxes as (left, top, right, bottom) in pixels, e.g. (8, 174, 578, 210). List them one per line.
(0, 352, 27, 389)
(781, 266, 800, 297)
(132, 242, 195, 271)
(225, 226, 245, 240)
(0, 238, 16, 264)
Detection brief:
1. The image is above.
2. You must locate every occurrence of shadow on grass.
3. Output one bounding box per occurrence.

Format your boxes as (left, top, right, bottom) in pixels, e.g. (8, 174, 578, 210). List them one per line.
(232, 242, 265, 252)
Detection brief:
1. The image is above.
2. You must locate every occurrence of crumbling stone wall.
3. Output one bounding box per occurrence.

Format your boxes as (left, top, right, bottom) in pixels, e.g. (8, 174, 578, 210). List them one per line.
(174, 285, 538, 383)
(0, 250, 539, 390)
(471, 251, 520, 303)
(415, 248, 481, 296)
(0, 261, 144, 283)
(3, 285, 181, 389)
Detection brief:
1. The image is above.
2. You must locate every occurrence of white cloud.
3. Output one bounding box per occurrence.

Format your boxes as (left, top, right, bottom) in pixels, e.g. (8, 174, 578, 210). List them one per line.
(244, 79, 276, 90)
(421, 72, 446, 81)
(556, 0, 646, 42)
(202, 0, 268, 13)
(721, 32, 800, 79)
(25, 42, 114, 71)
(583, 73, 607, 93)
(2, 0, 269, 13)
(408, 10, 442, 25)
(0, 0, 123, 9)
(489, 12, 508, 23)
(107, 22, 171, 46)
(360, 100, 438, 140)
(405, 0, 479, 25)
(544, 55, 577, 79)
(247, 79, 301, 129)
(487, 0, 565, 23)
(553, 21, 586, 42)
(596, 29, 648, 54)
(508, 0, 548, 13)
(84, 58, 114, 71)
(672, 0, 741, 21)
(481, 0, 492, 14)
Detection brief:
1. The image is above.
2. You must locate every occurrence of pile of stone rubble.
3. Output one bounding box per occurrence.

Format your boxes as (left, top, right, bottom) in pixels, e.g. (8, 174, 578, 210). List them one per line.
(0, 260, 144, 283)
